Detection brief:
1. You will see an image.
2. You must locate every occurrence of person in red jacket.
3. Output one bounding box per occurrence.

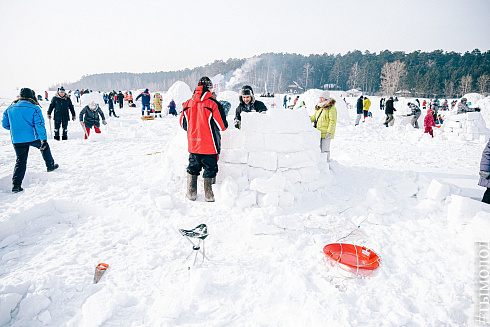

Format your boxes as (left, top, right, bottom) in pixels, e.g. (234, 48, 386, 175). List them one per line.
(180, 76, 228, 202)
(424, 109, 436, 137)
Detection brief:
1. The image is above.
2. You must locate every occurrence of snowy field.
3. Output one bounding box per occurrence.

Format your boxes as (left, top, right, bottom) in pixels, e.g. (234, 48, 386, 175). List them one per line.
(1, 87, 490, 326)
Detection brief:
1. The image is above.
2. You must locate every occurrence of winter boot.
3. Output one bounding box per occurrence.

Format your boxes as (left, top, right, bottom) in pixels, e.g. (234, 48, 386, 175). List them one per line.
(186, 174, 197, 201)
(47, 163, 59, 172)
(54, 135, 60, 141)
(211, 177, 216, 184)
(12, 184, 23, 193)
(62, 135, 68, 140)
(203, 178, 215, 202)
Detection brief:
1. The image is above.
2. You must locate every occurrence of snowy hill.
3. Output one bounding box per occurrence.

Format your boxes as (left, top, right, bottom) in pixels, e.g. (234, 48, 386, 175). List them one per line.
(0, 88, 489, 326)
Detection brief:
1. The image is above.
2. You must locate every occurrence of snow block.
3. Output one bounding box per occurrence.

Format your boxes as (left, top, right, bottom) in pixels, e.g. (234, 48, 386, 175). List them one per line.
(277, 150, 319, 169)
(0, 293, 23, 326)
(462, 211, 490, 243)
(279, 191, 295, 207)
(446, 121, 462, 129)
(250, 173, 286, 194)
(242, 132, 265, 152)
(447, 195, 490, 225)
(426, 179, 451, 202)
(298, 166, 321, 183)
(268, 109, 312, 134)
(281, 168, 302, 184)
(217, 163, 246, 182)
(466, 112, 481, 121)
(258, 192, 279, 207)
(248, 151, 278, 170)
(235, 190, 257, 208)
(247, 166, 275, 181)
(241, 112, 272, 133)
(220, 148, 248, 164)
(221, 129, 244, 150)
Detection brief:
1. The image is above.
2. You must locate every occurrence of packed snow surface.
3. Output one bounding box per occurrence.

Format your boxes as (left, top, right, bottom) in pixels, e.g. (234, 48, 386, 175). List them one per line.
(0, 86, 489, 326)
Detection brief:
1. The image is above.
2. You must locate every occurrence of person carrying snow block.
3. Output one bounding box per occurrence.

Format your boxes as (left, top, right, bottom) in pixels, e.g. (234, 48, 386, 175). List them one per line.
(406, 102, 421, 129)
(310, 90, 337, 162)
(168, 99, 177, 116)
(154, 93, 163, 118)
(424, 109, 436, 137)
(180, 77, 228, 202)
(233, 85, 267, 129)
(136, 88, 151, 116)
(479, 139, 490, 204)
(47, 86, 76, 140)
(79, 101, 107, 139)
(2, 88, 59, 193)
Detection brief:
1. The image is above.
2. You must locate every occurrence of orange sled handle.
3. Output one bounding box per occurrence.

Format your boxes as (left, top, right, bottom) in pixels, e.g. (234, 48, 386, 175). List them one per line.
(96, 263, 109, 270)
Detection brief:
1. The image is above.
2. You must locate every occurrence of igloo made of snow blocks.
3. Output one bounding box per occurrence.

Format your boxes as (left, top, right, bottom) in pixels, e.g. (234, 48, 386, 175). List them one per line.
(442, 111, 490, 142)
(219, 107, 329, 207)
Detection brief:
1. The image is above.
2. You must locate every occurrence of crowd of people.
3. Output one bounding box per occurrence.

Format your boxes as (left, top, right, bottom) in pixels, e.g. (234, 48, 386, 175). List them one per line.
(2, 82, 488, 204)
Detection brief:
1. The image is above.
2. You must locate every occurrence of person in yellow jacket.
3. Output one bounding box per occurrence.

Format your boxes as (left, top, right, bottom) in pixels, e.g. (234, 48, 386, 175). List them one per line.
(363, 96, 371, 122)
(310, 90, 337, 162)
(154, 92, 163, 118)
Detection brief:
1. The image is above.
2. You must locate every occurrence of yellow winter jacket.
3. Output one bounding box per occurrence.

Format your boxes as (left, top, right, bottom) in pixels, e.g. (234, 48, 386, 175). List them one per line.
(154, 93, 162, 111)
(310, 99, 337, 139)
(363, 98, 371, 111)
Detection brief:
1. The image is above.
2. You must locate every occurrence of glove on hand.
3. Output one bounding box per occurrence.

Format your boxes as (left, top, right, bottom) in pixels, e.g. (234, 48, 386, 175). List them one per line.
(479, 171, 490, 179)
(47, 115, 51, 120)
(325, 133, 332, 139)
(72, 116, 76, 121)
(102, 120, 107, 125)
(40, 140, 48, 151)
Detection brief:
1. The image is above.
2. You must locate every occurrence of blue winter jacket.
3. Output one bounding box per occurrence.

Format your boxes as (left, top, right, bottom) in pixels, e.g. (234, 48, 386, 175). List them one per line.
(2, 100, 47, 143)
(136, 92, 151, 106)
(479, 139, 490, 188)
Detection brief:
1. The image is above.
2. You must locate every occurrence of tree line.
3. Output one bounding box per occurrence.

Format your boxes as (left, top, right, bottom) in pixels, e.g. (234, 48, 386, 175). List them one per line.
(55, 49, 489, 98)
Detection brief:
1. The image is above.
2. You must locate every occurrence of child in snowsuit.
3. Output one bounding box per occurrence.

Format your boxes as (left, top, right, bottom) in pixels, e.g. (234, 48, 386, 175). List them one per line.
(424, 109, 436, 137)
(79, 101, 107, 139)
(154, 93, 163, 118)
(107, 96, 118, 118)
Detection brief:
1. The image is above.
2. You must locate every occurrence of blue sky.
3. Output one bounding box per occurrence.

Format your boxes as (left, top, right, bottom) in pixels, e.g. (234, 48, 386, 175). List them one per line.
(0, 0, 488, 90)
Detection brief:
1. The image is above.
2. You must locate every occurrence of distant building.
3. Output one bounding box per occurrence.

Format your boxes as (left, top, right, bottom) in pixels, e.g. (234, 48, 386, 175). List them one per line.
(395, 89, 412, 97)
(345, 89, 363, 97)
(287, 81, 303, 94)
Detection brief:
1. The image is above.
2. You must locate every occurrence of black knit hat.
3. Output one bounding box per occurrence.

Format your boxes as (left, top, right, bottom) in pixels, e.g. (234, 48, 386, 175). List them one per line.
(20, 88, 35, 100)
(198, 76, 213, 88)
(58, 86, 65, 92)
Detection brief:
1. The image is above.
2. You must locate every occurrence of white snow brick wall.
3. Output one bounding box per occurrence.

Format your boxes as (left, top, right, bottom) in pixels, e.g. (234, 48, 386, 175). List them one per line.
(442, 112, 490, 141)
(219, 108, 326, 207)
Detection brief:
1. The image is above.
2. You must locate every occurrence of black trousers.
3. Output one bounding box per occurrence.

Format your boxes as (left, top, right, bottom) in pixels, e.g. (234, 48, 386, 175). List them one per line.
(54, 120, 69, 137)
(12, 140, 55, 185)
(187, 153, 218, 178)
(482, 188, 490, 204)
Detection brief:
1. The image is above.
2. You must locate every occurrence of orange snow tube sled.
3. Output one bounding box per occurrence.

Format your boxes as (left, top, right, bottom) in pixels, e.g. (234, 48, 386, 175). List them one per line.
(323, 243, 380, 277)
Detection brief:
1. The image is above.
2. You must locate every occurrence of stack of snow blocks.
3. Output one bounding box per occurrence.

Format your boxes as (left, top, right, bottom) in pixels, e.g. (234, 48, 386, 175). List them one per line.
(443, 112, 490, 142)
(219, 108, 327, 207)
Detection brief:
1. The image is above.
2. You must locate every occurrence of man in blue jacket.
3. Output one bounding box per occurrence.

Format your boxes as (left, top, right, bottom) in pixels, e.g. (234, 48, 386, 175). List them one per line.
(136, 88, 151, 116)
(2, 88, 59, 193)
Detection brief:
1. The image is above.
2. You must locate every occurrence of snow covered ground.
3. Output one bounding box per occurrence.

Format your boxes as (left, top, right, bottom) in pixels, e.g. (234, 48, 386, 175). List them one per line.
(1, 88, 489, 326)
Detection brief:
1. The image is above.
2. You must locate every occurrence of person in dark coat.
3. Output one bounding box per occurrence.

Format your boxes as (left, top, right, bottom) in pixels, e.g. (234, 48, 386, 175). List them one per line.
(2, 88, 59, 193)
(383, 97, 396, 127)
(168, 99, 177, 116)
(355, 95, 364, 126)
(234, 85, 267, 129)
(47, 87, 75, 140)
(479, 139, 490, 204)
(107, 95, 118, 118)
(117, 91, 124, 109)
(79, 101, 107, 139)
(136, 89, 151, 116)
